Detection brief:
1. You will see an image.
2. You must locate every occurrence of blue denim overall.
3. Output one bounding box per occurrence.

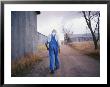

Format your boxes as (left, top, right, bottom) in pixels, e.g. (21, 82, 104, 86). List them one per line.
(49, 34, 60, 71)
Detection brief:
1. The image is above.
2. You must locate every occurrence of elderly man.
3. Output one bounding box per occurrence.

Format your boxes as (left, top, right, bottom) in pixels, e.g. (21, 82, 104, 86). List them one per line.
(46, 29, 60, 74)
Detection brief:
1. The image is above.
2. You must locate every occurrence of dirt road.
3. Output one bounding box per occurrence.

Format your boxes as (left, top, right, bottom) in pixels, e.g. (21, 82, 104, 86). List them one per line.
(25, 45, 100, 77)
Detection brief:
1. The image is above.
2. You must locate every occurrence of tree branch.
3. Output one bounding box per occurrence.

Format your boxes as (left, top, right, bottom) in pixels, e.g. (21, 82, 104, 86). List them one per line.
(82, 11, 89, 27)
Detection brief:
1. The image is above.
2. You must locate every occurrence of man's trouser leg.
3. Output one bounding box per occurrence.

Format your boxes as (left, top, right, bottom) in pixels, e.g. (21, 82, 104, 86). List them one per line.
(54, 48, 60, 69)
(49, 48, 55, 71)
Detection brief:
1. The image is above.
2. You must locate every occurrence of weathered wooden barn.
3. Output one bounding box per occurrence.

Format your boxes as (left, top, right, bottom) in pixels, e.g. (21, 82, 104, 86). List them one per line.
(11, 11, 47, 60)
(37, 32, 47, 45)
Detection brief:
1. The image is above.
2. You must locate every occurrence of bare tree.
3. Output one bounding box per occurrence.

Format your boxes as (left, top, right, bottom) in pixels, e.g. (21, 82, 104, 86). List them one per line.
(82, 11, 100, 49)
(62, 26, 73, 44)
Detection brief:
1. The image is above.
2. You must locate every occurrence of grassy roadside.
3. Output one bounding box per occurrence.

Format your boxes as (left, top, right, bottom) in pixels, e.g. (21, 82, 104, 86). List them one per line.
(11, 44, 48, 77)
(68, 41, 100, 60)
(11, 53, 43, 77)
(37, 44, 47, 52)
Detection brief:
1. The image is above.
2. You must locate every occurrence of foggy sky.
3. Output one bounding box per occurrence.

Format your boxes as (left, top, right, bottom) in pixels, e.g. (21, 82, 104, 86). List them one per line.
(37, 11, 90, 40)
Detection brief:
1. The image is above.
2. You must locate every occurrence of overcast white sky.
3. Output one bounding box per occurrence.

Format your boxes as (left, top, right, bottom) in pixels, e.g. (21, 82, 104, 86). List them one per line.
(37, 11, 90, 40)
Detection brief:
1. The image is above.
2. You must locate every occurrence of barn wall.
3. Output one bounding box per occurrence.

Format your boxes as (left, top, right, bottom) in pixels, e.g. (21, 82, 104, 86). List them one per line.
(37, 32, 47, 45)
(11, 11, 38, 59)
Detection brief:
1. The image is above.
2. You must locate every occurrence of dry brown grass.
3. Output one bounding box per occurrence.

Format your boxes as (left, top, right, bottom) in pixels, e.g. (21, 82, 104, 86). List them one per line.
(69, 41, 100, 60)
(37, 44, 47, 52)
(11, 53, 42, 76)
